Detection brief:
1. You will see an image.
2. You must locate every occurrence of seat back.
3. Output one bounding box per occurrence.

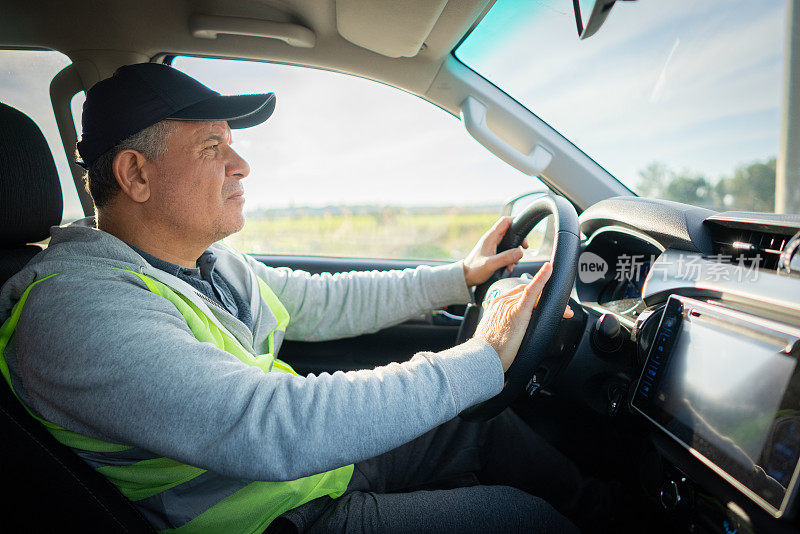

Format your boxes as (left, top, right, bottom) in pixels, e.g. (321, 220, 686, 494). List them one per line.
(0, 102, 155, 532)
(0, 102, 62, 286)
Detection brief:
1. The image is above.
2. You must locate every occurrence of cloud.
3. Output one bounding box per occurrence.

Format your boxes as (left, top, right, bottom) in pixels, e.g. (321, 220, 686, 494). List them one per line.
(4, 0, 782, 217)
(457, 0, 785, 186)
(176, 57, 542, 209)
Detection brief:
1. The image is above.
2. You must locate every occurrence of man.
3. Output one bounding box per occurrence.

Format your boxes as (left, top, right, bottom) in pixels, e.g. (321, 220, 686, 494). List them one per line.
(0, 64, 582, 533)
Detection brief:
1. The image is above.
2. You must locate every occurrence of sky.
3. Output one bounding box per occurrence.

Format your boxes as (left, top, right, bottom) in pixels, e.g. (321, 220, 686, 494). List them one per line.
(170, 56, 544, 212)
(457, 0, 786, 186)
(0, 0, 787, 220)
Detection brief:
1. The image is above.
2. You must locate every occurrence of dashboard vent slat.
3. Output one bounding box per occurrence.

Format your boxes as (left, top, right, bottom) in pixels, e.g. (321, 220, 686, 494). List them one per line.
(710, 229, 788, 272)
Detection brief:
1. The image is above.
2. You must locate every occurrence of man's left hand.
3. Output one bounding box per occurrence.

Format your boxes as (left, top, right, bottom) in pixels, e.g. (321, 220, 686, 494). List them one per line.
(463, 216, 529, 287)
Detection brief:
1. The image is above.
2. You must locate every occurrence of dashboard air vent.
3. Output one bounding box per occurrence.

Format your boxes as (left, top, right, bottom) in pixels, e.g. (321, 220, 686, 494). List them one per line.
(711, 230, 788, 271)
(705, 212, 800, 273)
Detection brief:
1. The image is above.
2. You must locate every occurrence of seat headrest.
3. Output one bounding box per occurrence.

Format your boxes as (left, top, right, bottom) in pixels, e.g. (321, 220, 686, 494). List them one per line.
(0, 102, 63, 246)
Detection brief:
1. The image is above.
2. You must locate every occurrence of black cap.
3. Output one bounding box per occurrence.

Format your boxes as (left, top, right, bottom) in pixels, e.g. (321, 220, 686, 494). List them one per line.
(75, 63, 275, 167)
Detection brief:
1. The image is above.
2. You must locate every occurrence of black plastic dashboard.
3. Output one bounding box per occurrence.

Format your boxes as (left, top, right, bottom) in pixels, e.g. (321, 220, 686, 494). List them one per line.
(568, 197, 800, 534)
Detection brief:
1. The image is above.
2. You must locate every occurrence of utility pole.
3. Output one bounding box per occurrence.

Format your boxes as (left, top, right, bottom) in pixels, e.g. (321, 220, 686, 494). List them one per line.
(776, 0, 800, 214)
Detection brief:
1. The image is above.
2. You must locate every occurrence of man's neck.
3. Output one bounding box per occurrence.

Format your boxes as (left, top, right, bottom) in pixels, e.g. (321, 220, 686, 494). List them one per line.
(97, 208, 208, 268)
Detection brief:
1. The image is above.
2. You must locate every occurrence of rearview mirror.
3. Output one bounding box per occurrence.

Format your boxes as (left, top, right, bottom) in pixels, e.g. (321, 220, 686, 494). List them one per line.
(572, 0, 636, 40)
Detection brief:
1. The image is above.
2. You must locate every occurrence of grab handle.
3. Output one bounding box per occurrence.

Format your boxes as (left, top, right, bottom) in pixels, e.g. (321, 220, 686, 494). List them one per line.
(189, 15, 316, 48)
(460, 96, 553, 176)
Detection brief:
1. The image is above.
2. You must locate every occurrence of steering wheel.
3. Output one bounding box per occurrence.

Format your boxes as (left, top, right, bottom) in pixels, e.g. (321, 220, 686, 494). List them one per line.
(459, 195, 581, 421)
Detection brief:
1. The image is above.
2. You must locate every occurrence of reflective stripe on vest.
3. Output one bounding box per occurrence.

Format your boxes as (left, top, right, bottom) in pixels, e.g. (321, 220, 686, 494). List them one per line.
(0, 269, 354, 533)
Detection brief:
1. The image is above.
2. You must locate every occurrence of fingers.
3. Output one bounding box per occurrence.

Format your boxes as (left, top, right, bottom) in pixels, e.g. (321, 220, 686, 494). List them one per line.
(483, 217, 528, 272)
(519, 262, 552, 313)
(506, 250, 523, 273)
(487, 216, 513, 235)
(484, 246, 523, 273)
(483, 216, 513, 248)
(527, 261, 553, 291)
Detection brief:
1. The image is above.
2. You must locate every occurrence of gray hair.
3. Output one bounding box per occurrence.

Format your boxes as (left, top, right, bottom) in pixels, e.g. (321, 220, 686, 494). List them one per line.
(84, 120, 176, 208)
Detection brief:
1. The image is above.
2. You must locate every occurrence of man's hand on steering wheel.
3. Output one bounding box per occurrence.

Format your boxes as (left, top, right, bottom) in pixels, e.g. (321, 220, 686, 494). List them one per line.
(462, 216, 530, 287)
(459, 195, 581, 421)
(474, 262, 573, 372)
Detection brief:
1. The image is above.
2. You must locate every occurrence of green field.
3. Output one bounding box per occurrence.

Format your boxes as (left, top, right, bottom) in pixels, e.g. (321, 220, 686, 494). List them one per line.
(228, 207, 549, 261)
(228, 208, 506, 260)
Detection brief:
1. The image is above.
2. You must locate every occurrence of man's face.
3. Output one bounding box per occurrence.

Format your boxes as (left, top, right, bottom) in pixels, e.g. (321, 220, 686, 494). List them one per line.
(145, 120, 250, 243)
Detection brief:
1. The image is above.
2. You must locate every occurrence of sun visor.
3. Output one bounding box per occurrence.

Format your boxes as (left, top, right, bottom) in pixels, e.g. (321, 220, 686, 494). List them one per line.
(336, 0, 448, 58)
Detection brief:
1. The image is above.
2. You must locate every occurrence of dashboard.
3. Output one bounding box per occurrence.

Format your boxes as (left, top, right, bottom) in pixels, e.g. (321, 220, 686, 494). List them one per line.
(565, 197, 800, 534)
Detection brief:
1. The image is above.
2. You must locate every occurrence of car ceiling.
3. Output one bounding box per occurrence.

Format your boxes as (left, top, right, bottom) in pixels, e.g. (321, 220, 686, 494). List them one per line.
(1, 0, 493, 95)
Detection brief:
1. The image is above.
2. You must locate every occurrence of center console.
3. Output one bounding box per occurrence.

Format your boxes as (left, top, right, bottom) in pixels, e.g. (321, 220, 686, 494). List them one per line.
(632, 295, 800, 527)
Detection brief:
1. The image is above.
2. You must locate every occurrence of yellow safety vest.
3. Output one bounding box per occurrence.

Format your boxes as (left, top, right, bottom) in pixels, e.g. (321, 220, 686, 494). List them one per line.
(0, 268, 353, 533)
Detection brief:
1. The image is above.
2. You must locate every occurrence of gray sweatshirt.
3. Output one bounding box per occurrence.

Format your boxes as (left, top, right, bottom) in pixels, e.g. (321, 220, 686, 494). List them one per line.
(0, 218, 503, 482)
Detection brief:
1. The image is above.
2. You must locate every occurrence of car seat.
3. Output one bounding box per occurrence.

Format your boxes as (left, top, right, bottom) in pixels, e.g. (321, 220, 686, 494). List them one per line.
(0, 101, 156, 532)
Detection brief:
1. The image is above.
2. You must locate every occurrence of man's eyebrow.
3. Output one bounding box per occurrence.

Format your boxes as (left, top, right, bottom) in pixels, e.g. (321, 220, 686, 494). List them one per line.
(201, 133, 233, 145)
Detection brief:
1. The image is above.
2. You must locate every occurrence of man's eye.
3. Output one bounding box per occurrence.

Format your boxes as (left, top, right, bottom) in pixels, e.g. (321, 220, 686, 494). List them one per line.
(204, 144, 219, 152)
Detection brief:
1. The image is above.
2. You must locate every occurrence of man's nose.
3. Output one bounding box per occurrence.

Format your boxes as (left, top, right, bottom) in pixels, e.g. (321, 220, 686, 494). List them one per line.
(227, 147, 250, 179)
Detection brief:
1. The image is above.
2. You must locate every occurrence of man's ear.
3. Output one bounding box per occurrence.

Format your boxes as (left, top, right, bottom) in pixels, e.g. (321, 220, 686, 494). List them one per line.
(113, 149, 151, 203)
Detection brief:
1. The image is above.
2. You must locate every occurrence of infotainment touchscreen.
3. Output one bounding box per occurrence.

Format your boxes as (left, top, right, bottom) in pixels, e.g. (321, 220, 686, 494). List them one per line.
(632, 295, 800, 517)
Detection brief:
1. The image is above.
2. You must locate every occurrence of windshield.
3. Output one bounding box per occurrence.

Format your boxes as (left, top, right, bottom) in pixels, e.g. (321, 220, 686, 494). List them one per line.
(456, 0, 786, 213)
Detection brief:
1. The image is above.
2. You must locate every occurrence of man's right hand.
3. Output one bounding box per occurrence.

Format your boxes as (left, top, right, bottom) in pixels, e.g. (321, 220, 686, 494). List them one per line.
(474, 262, 573, 372)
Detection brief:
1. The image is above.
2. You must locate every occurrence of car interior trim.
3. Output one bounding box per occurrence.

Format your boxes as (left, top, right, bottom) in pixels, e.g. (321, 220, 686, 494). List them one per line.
(188, 14, 317, 48)
(583, 225, 667, 253)
(642, 250, 800, 316)
(49, 63, 94, 216)
(426, 56, 632, 211)
(336, 0, 449, 58)
(580, 197, 716, 253)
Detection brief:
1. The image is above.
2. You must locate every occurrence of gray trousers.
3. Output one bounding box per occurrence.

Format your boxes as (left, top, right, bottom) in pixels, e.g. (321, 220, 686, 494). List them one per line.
(269, 409, 583, 533)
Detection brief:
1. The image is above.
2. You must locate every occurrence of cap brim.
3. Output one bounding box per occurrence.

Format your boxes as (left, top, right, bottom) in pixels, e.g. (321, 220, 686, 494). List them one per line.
(168, 93, 275, 129)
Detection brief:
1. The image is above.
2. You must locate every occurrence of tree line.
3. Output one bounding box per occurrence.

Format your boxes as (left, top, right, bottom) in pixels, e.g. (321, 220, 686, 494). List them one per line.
(637, 157, 776, 212)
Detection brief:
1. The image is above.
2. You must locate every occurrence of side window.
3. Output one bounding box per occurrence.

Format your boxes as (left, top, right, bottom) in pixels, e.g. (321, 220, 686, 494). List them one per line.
(171, 56, 549, 261)
(0, 49, 84, 223)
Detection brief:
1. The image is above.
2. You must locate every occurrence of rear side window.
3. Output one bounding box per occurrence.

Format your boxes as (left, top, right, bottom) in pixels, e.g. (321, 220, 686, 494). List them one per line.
(0, 49, 83, 222)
